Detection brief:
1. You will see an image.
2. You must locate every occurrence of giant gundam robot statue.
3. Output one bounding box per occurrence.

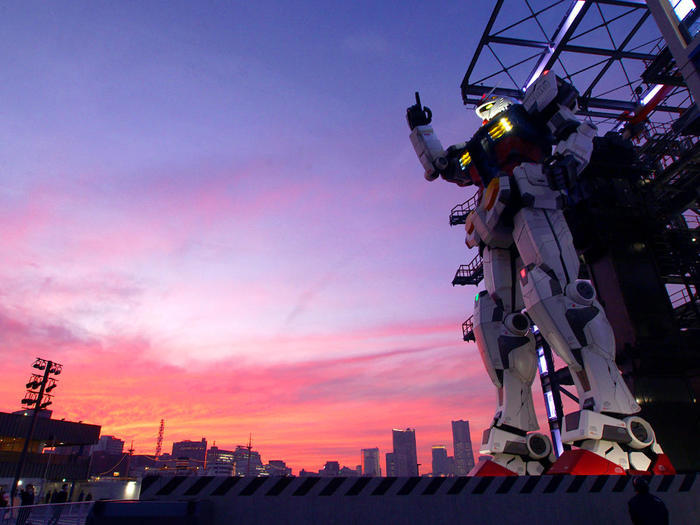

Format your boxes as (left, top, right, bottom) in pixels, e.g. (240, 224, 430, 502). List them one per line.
(407, 72, 674, 476)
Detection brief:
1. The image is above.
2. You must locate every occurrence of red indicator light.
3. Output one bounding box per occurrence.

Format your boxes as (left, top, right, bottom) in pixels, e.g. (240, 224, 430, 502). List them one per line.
(520, 268, 527, 279)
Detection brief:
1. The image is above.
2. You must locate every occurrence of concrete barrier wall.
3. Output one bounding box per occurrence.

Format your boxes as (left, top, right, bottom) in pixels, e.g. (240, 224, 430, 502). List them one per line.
(138, 474, 698, 525)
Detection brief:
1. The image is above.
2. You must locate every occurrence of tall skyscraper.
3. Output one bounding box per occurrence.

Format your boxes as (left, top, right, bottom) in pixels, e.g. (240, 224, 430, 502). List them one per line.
(361, 448, 381, 476)
(452, 420, 475, 475)
(392, 428, 418, 476)
(431, 445, 450, 477)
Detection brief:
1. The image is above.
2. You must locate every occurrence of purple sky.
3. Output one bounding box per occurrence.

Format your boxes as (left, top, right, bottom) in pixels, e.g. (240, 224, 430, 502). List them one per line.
(0, 1, 555, 472)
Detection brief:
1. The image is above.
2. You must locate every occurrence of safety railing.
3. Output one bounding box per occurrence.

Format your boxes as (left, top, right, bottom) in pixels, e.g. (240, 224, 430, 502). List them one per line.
(462, 316, 475, 342)
(0, 501, 95, 525)
(452, 254, 484, 286)
(449, 193, 479, 226)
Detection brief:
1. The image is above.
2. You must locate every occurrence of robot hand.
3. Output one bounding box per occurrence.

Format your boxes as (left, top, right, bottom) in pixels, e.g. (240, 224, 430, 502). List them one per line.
(406, 92, 432, 130)
(543, 153, 579, 191)
(407, 92, 449, 181)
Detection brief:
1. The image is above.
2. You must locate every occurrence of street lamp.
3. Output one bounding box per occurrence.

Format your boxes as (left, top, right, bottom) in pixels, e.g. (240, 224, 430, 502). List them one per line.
(11, 358, 63, 503)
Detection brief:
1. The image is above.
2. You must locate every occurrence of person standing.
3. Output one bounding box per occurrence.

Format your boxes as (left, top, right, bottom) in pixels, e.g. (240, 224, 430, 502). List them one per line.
(16, 484, 34, 525)
(628, 477, 669, 525)
(47, 484, 68, 525)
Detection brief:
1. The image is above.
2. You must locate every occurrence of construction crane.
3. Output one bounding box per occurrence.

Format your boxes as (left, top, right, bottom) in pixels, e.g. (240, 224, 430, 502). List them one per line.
(154, 419, 164, 459)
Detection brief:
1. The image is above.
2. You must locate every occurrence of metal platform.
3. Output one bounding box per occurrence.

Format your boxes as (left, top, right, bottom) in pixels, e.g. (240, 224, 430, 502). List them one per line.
(462, 316, 475, 342)
(449, 193, 479, 226)
(452, 254, 484, 286)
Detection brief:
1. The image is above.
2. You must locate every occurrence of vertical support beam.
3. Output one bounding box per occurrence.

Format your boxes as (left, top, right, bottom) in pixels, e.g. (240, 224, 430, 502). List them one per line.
(535, 337, 568, 457)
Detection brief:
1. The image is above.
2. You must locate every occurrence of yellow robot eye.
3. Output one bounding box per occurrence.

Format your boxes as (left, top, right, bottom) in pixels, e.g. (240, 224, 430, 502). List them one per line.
(487, 117, 512, 140)
(459, 151, 471, 170)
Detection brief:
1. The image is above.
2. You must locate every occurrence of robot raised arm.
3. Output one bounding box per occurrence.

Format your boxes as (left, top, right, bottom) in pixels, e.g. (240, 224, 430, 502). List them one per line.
(523, 73, 596, 189)
(406, 93, 472, 186)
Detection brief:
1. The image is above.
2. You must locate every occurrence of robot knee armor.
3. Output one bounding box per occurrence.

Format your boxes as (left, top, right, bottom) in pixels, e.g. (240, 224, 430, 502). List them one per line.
(526, 432, 552, 460)
(623, 416, 655, 450)
(504, 312, 530, 336)
(565, 279, 596, 305)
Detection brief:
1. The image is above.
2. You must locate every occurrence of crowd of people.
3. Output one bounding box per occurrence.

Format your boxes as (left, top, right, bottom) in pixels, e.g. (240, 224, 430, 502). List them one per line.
(0, 483, 93, 524)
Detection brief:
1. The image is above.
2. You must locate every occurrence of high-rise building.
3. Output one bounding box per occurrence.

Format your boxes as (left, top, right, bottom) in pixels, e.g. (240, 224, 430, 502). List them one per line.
(206, 446, 235, 476)
(447, 456, 456, 476)
(385, 452, 397, 477)
(91, 435, 124, 455)
(172, 437, 207, 463)
(431, 445, 450, 477)
(452, 420, 475, 476)
(392, 428, 418, 476)
(361, 448, 381, 476)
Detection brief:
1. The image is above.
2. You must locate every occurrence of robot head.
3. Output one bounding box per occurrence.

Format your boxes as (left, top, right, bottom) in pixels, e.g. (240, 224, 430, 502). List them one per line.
(476, 95, 514, 123)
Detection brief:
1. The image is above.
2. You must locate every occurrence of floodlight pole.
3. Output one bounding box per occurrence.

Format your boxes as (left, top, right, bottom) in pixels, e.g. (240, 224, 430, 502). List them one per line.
(10, 360, 53, 503)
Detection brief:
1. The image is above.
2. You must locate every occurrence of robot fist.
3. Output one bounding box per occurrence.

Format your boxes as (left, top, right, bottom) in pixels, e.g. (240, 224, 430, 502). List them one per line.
(543, 154, 578, 191)
(406, 92, 433, 130)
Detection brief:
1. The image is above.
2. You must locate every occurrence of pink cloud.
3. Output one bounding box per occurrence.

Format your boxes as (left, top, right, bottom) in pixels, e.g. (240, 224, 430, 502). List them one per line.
(0, 303, 508, 473)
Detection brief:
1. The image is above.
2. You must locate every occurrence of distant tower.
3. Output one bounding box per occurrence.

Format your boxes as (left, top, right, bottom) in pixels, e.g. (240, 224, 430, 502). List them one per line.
(155, 419, 164, 459)
(391, 428, 418, 476)
(361, 448, 381, 476)
(452, 420, 475, 475)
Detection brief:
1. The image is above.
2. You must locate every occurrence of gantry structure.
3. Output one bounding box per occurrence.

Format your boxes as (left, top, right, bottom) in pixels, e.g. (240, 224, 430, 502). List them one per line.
(451, 0, 699, 469)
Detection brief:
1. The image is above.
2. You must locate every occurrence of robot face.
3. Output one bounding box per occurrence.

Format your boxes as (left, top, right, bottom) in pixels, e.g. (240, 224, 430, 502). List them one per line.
(476, 96, 514, 122)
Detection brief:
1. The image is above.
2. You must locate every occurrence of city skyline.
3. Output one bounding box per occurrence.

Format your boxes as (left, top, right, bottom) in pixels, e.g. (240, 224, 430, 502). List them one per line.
(0, 0, 554, 475)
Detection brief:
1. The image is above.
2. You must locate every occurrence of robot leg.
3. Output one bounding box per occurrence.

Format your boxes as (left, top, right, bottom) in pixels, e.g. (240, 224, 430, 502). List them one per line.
(514, 208, 664, 470)
(472, 247, 554, 475)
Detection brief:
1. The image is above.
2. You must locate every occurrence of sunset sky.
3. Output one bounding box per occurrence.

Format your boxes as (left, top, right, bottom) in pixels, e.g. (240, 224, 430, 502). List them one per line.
(0, 1, 563, 473)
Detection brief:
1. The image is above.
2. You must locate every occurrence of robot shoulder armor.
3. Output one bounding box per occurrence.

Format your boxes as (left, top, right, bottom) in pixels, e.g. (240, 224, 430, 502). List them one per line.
(523, 73, 558, 113)
(523, 74, 579, 117)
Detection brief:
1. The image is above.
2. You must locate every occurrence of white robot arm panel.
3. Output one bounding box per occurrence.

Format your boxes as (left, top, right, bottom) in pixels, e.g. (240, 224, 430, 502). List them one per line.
(409, 125, 448, 181)
(524, 73, 596, 184)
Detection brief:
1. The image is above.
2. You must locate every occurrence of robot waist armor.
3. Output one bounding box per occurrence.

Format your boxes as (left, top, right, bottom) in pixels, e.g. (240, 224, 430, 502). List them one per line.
(465, 165, 566, 249)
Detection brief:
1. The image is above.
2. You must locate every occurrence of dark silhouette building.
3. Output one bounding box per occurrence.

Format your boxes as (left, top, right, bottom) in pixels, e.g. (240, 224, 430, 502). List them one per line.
(431, 445, 450, 477)
(451, 420, 475, 475)
(171, 438, 207, 463)
(319, 461, 340, 477)
(232, 446, 263, 476)
(361, 448, 381, 476)
(0, 411, 99, 483)
(391, 429, 418, 476)
(385, 452, 397, 477)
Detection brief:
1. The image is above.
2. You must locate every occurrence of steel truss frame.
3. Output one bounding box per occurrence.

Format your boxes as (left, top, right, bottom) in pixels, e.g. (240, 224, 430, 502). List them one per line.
(460, 0, 694, 130)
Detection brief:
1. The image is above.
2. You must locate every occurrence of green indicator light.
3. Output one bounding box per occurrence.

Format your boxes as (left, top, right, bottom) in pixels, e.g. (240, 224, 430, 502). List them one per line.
(475, 293, 479, 302)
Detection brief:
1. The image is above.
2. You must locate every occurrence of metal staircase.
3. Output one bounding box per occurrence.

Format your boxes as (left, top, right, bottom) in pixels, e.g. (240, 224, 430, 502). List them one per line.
(462, 316, 475, 342)
(449, 193, 478, 226)
(451, 254, 484, 286)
